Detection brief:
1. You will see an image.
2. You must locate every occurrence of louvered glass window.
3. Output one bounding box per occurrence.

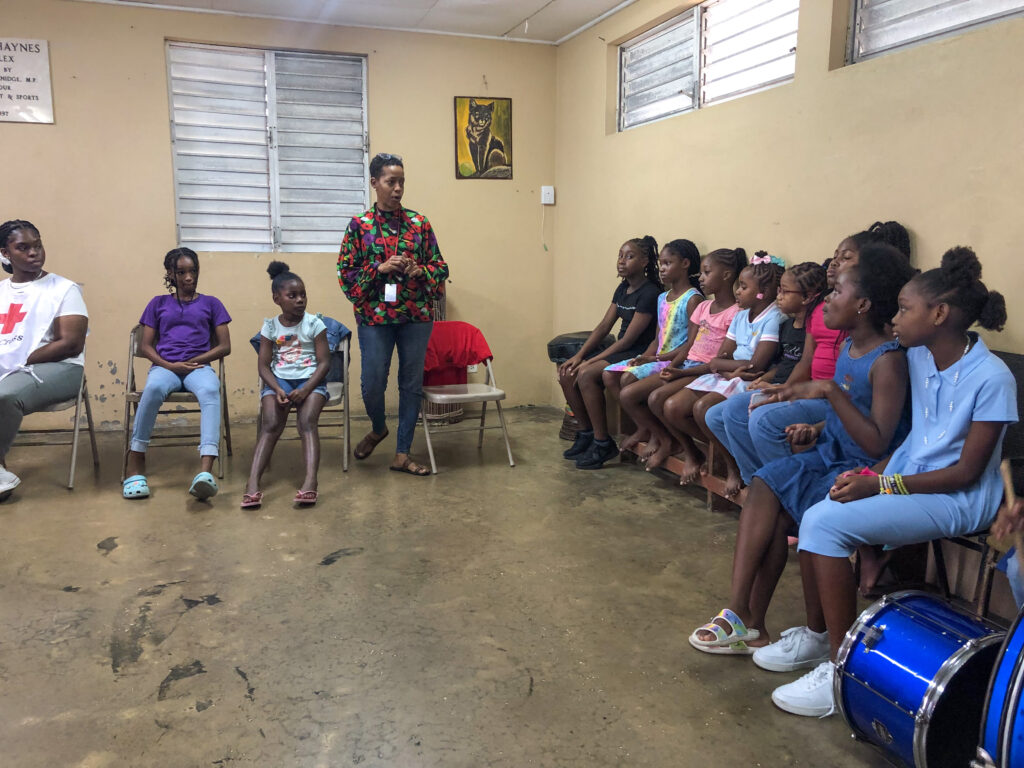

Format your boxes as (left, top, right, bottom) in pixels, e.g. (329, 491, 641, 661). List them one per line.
(701, 0, 799, 105)
(618, 1, 798, 131)
(619, 12, 699, 130)
(167, 42, 368, 252)
(852, 0, 1024, 62)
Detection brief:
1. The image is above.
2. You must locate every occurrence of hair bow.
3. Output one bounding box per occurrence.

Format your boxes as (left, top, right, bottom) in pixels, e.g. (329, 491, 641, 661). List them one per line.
(751, 253, 785, 267)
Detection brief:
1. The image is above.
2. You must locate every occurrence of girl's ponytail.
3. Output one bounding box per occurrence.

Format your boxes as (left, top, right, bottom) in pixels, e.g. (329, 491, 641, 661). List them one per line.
(978, 290, 1008, 332)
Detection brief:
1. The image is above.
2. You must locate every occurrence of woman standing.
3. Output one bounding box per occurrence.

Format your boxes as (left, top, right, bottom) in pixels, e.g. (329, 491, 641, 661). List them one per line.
(338, 153, 449, 476)
(0, 219, 89, 497)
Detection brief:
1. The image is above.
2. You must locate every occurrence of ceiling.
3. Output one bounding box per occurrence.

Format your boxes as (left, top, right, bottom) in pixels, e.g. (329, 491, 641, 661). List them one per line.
(77, 0, 639, 44)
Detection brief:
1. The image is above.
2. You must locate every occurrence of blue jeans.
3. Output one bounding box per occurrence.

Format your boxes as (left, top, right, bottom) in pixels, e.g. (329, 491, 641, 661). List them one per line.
(357, 321, 433, 455)
(130, 364, 221, 456)
(705, 395, 832, 484)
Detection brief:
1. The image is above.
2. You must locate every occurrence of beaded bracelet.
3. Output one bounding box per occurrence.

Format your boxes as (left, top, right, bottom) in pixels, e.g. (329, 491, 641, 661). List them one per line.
(894, 473, 909, 495)
(878, 474, 909, 496)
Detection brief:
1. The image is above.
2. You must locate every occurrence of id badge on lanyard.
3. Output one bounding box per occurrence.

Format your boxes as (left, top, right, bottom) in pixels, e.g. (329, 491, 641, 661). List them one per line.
(378, 209, 407, 304)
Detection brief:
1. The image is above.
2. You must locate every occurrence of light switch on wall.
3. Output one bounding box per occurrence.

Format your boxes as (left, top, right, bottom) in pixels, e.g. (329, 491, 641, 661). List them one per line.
(540, 186, 555, 205)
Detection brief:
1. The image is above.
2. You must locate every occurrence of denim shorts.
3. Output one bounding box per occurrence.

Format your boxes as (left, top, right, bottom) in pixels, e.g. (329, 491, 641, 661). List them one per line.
(261, 375, 329, 401)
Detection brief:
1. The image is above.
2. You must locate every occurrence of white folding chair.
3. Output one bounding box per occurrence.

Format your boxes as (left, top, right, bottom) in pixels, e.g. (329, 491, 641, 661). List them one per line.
(122, 324, 232, 480)
(419, 321, 514, 475)
(15, 372, 99, 489)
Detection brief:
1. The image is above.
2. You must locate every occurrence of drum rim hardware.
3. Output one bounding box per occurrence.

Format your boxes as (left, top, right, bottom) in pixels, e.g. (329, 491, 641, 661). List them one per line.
(980, 607, 1024, 768)
(835, 589, 1005, 768)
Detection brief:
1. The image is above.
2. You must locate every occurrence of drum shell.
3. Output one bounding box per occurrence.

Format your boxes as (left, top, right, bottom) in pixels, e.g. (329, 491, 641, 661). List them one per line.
(835, 590, 1003, 768)
(981, 608, 1024, 767)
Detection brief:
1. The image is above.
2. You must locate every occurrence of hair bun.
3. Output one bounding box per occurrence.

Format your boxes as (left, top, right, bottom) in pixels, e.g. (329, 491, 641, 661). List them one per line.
(940, 246, 981, 284)
(267, 260, 290, 279)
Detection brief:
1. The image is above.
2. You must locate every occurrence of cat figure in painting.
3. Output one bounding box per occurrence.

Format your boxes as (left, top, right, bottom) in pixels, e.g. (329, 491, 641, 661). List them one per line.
(465, 99, 507, 176)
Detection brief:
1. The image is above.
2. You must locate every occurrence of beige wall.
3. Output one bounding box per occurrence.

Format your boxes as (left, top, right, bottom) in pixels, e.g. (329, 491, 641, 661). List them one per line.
(552, 0, 1024, 407)
(2, 0, 557, 427)
(5, 0, 1024, 430)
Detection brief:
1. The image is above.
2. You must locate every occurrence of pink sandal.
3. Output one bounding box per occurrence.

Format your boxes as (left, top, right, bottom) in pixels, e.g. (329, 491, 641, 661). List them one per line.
(240, 491, 263, 509)
(294, 489, 318, 506)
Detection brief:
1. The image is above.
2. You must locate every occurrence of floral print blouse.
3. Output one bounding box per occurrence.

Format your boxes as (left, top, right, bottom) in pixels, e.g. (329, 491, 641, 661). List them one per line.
(337, 205, 449, 326)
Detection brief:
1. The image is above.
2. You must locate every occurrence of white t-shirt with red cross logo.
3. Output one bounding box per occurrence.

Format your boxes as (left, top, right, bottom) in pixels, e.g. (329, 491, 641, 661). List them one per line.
(0, 273, 88, 378)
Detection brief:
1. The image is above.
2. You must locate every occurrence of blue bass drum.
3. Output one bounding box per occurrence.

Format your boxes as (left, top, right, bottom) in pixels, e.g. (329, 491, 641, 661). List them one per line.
(835, 590, 1004, 768)
(978, 607, 1024, 767)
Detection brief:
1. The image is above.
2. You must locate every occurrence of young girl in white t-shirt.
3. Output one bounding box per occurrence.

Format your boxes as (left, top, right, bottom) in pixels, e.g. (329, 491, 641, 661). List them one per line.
(242, 261, 330, 509)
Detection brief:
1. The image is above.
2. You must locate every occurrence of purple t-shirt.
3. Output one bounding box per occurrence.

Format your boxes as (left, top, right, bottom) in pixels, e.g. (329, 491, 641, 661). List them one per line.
(138, 294, 231, 362)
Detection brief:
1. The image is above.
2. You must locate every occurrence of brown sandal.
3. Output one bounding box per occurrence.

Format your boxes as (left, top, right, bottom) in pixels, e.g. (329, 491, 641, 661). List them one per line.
(389, 457, 431, 477)
(354, 429, 389, 460)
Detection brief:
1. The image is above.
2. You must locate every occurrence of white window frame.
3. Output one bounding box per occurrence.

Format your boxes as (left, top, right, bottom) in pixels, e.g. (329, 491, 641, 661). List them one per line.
(618, 0, 799, 131)
(166, 41, 369, 253)
(849, 0, 1024, 63)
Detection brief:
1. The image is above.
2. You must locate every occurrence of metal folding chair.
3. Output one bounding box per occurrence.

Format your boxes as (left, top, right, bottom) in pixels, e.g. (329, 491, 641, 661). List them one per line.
(15, 372, 99, 488)
(121, 324, 232, 480)
(419, 321, 514, 475)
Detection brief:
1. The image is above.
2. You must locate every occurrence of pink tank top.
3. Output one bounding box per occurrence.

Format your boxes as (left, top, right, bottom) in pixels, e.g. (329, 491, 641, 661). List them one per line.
(808, 302, 847, 380)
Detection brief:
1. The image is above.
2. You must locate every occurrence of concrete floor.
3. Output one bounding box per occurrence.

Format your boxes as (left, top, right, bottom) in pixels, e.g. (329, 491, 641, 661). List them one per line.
(0, 407, 891, 768)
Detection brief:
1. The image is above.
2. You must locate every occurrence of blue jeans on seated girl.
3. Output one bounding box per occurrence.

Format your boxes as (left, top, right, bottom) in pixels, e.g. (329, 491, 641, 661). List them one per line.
(130, 364, 220, 456)
(261, 376, 328, 401)
(357, 321, 433, 455)
(704, 395, 832, 484)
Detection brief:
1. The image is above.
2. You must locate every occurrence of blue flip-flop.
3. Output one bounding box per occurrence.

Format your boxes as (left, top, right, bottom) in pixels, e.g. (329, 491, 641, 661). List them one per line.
(123, 475, 150, 499)
(189, 472, 218, 500)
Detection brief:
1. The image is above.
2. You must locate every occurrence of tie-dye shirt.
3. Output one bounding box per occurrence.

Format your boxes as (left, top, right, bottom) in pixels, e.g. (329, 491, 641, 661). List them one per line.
(604, 287, 701, 379)
(337, 205, 449, 326)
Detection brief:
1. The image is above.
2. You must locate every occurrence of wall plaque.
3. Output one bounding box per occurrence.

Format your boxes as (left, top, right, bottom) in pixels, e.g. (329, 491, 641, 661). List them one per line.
(0, 39, 54, 123)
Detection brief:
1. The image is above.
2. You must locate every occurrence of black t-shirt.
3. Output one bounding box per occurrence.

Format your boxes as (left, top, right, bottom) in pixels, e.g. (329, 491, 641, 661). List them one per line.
(772, 317, 806, 383)
(612, 280, 660, 351)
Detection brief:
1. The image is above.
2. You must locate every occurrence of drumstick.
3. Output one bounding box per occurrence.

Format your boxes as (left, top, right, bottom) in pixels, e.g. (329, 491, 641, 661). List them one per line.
(998, 459, 1024, 571)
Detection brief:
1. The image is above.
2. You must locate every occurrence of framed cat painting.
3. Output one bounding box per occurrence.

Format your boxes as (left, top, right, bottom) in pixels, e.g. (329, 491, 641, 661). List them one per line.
(454, 96, 512, 179)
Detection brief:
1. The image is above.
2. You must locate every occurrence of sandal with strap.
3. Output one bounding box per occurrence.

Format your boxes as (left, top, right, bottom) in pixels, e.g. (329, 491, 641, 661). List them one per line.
(123, 475, 150, 500)
(389, 457, 432, 476)
(354, 429, 389, 460)
(294, 489, 318, 506)
(688, 608, 760, 654)
(240, 491, 263, 509)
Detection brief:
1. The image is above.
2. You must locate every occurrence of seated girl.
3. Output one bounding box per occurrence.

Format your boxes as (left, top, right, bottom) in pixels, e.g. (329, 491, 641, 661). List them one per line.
(243, 262, 330, 509)
(703, 262, 828, 495)
(0, 219, 88, 499)
(687, 245, 915, 662)
(735, 222, 912, 479)
(603, 239, 703, 457)
(654, 253, 785, 486)
(770, 246, 1015, 717)
(621, 248, 744, 466)
(560, 236, 661, 470)
(123, 248, 231, 501)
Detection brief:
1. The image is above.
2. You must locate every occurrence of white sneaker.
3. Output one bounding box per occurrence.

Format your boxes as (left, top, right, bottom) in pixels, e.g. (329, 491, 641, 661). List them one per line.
(771, 661, 837, 717)
(0, 466, 20, 494)
(753, 626, 830, 672)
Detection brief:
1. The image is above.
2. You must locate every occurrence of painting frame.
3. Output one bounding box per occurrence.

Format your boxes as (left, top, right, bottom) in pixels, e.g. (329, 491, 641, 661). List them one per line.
(454, 96, 513, 180)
